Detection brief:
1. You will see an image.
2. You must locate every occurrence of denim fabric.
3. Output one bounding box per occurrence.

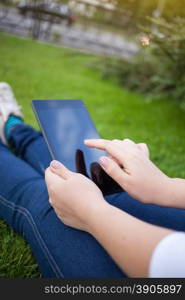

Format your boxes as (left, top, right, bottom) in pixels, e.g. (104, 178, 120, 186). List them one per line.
(0, 123, 185, 277)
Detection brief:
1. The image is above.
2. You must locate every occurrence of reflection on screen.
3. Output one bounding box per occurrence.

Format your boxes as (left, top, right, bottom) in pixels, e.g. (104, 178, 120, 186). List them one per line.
(37, 102, 106, 175)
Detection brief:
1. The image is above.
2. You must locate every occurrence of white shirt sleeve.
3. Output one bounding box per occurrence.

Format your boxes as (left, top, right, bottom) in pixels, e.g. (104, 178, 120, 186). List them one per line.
(149, 232, 185, 278)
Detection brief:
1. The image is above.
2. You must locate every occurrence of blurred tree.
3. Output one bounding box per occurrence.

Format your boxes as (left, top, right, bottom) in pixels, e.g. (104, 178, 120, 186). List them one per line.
(115, 0, 185, 19)
(100, 16, 185, 101)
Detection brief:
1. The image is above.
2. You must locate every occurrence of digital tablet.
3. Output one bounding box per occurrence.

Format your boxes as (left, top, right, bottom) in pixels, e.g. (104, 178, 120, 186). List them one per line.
(32, 99, 123, 195)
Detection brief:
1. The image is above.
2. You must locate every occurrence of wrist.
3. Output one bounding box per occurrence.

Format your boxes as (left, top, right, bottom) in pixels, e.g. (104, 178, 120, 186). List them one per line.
(86, 200, 112, 234)
(154, 176, 179, 207)
(163, 177, 185, 208)
(144, 175, 172, 206)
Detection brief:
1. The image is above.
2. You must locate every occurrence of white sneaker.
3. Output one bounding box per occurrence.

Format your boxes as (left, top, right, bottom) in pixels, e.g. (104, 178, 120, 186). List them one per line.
(0, 82, 23, 144)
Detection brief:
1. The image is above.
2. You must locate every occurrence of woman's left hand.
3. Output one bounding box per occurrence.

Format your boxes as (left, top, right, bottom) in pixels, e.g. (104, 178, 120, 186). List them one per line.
(45, 160, 107, 232)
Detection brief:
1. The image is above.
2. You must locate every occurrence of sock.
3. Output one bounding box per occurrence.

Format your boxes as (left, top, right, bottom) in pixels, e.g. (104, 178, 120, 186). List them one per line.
(5, 114, 23, 140)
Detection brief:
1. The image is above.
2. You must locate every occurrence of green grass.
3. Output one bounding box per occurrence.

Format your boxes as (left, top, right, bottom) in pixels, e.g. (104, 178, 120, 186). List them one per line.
(1, 32, 185, 277)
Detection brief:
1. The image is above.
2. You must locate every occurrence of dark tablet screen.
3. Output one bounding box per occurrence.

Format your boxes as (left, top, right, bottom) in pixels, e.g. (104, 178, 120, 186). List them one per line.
(32, 100, 106, 176)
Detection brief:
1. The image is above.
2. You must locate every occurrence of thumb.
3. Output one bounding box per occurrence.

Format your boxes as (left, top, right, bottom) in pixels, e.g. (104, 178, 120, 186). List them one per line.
(50, 160, 73, 180)
(99, 156, 128, 188)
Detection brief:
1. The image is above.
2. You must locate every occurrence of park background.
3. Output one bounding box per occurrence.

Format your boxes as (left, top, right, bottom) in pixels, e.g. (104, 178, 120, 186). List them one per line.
(0, 0, 185, 277)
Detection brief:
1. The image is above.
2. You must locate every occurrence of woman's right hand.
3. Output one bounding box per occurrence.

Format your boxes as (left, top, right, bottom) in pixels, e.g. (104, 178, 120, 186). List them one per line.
(85, 138, 172, 205)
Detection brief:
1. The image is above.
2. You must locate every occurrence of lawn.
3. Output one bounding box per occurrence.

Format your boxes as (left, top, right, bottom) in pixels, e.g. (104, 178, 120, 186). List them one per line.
(1, 32, 185, 277)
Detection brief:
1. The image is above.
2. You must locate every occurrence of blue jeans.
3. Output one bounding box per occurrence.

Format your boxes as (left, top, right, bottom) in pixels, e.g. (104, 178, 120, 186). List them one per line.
(0, 124, 185, 278)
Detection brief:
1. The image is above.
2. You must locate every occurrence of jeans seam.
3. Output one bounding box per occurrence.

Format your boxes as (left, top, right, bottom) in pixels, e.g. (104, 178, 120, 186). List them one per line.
(0, 194, 64, 278)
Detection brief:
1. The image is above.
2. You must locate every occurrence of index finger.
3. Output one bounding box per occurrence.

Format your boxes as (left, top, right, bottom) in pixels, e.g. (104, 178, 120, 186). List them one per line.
(84, 139, 109, 150)
(84, 139, 127, 166)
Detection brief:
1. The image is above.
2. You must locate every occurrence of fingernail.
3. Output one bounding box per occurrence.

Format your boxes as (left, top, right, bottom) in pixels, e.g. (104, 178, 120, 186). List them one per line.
(99, 156, 109, 168)
(50, 160, 62, 169)
(84, 139, 89, 144)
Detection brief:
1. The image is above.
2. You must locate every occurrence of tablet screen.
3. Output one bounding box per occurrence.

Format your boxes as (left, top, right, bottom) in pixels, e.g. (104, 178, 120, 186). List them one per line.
(32, 100, 106, 176)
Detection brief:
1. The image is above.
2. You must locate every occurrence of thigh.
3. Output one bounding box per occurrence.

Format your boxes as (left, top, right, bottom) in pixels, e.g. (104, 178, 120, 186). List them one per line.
(0, 141, 45, 231)
(9, 124, 52, 175)
(4, 188, 185, 278)
(0, 185, 125, 278)
(0, 143, 124, 277)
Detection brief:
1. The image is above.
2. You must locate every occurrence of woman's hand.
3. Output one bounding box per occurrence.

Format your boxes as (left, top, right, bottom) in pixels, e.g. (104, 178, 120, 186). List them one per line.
(85, 138, 171, 205)
(45, 161, 107, 231)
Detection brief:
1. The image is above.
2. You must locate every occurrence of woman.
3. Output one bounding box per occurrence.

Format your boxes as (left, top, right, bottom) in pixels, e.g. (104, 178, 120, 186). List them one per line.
(0, 82, 185, 278)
